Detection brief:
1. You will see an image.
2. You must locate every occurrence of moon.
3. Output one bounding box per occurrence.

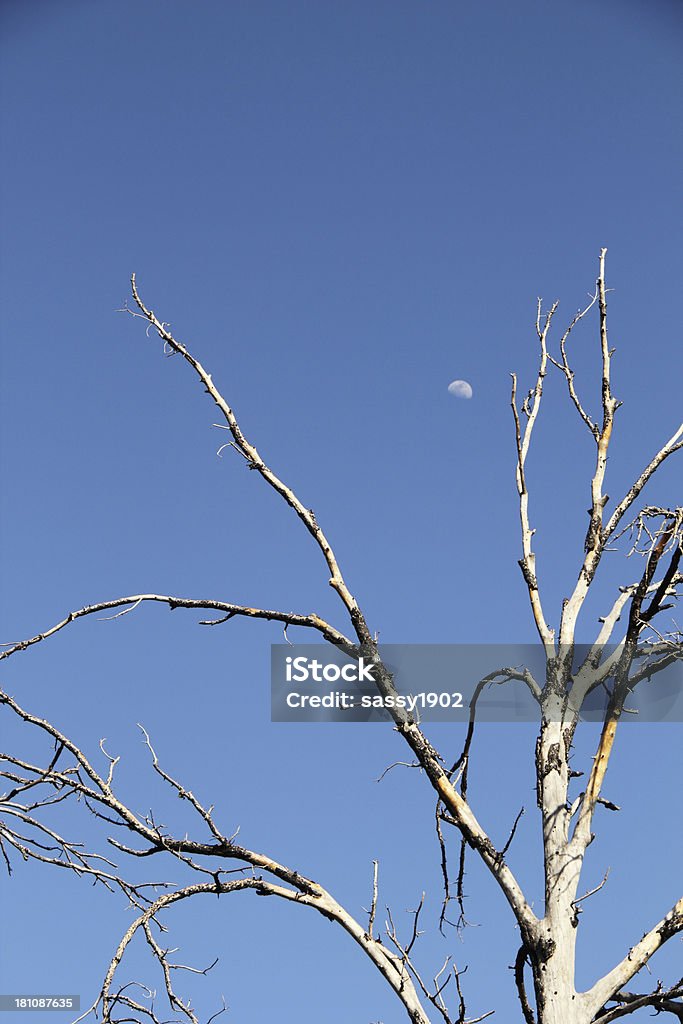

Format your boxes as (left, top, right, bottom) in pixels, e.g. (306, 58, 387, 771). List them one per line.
(448, 379, 473, 400)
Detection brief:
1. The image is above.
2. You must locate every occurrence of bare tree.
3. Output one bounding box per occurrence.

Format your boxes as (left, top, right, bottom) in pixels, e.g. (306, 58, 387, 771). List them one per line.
(1, 250, 681, 1024)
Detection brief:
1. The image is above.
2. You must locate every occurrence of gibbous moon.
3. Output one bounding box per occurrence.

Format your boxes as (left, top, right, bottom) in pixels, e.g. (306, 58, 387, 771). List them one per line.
(448, 379, 473, 400)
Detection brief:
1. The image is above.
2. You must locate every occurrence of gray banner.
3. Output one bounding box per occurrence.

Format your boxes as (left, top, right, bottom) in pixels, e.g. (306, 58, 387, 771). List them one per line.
(0, 997, 80, 1012)
(271, 644, 683, 722)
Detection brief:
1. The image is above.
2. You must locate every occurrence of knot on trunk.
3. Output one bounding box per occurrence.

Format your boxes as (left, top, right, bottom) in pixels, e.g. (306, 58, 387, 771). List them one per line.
(536, 934, 557, 964)
(543, 743, 562, 777)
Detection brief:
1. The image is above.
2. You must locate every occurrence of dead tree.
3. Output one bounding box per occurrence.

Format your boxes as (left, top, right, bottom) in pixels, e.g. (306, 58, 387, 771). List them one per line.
(1, 250, 681, 1024)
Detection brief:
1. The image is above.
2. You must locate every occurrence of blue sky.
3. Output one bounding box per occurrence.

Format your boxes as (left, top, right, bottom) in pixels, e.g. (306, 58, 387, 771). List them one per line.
(0, 2, 681, 1021)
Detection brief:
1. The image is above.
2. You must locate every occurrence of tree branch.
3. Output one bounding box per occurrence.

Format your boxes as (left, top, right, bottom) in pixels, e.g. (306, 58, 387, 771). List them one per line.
(0, 594, 355, 661)
(1, 698, 435, 1024)
(603, 428, 683, 545)
(510, 297, 558, 651)
(514, 945, 536, 1024)
(548, 288, 600, 438)
(560, 249, 620, 649)
(127, 277, 374, 648)
(585, 897, 683, 1016)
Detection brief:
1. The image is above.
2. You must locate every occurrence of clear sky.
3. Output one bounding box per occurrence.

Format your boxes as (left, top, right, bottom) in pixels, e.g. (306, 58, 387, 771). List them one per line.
(0, 2, 681, 1021)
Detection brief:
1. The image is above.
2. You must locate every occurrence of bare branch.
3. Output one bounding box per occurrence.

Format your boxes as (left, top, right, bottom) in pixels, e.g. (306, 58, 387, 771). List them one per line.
(1, 690, 437, 1023)
(592, 980, 683, 1024)
(559, 250, 620, 648)
(368, 859, 379, 939)
(435, 802, 454, 935)
(0, 593, 354, 662)
(442, 667, 538, 932)
(585, 897, 683, 1017)
(128, 277, 374, 648)
(604, 427, 683, 545)
(376, 760, 422, 782)
(500, 807, 525, 859)
(510, 297, 559, 650)
(571, 868, 610, 917)
(384, 897, 491, 1024)
(514, 945, 536, 1024)
(571, 516, 681, 854)
(548, 288, 600, 437)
